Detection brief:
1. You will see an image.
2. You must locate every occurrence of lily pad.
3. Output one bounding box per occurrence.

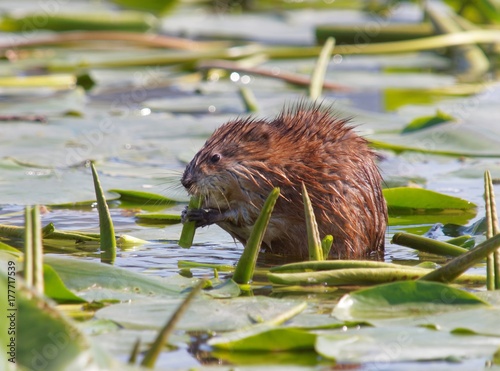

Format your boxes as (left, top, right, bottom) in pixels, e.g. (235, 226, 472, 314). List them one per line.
(204, 279, 241, 298)
(371, 118, 500, 157)
(0, 241, 20, 254)
(316, 326, 500, 363)
(370, 307, 500, 337)
(212, 349, 320, 367)
(332, 281, 488, 322)
(109, 189, 180, 205)
(90, 327, 189, 357)
(95, 296, 307, 332)
(388, 213, 476, 227)
(384, 187, 476, 213)
(402, 110, 456, 133)
(45, 255, 186, 296)
(43, 265, 87, 304)
(4, 273, 123, 370)
(209, 326, 316, 351)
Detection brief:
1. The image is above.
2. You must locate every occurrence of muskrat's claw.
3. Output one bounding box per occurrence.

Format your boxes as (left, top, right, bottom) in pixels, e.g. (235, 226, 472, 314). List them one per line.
(182, 207, 223, 228)
(181, 206, 189, 224)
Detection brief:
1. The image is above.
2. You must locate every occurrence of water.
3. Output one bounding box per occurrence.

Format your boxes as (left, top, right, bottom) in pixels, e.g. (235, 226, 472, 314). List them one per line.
(0, 3, 498, 369)
(0, 156, 489, 280)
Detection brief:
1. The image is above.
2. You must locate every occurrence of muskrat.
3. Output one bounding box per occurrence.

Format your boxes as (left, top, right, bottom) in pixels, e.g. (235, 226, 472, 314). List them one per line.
(181, 102, 387, 259)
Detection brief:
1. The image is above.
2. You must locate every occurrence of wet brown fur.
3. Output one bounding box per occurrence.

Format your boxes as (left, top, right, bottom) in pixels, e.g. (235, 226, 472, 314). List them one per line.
(181, 102, 387, 259)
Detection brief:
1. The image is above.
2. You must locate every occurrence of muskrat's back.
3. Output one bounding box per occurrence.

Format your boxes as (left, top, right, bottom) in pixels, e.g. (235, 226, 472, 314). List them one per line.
(181, 103, 387, 259)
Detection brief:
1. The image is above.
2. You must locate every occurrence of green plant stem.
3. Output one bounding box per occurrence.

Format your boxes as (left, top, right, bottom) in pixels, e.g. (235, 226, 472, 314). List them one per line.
(308, 36, 335, 100)
(419, 233, 500, 283)
(178, 195, 202, 248)
(315, 23, 435, 44)
(49, 44, 261, 71)
(128, 338, 141, 365)
(268, 267, 485, 286)
(0, 31, 222, 51)
(391, 232, 469, 257)
(270, 259, 406, 273)
(90, 162, 116, 264)
(426, 7, 489, 82)
(321, 235, 334, 258)
(484, 170, 500, 289)
(1, 223, 101, 242)
(445, 235, 473, 247)
(0, 74, 75, 88)
(233, 187, 280, 284)
(1, 223, 51, 239)
(43, 229, 101, 241)
(485, 170, 495, 290)
(302, 183, 323, 261)
(31, 205, 44, 295)
(238, 86, 259, 112)
(23, 206, 33, 288)
(262, 301, 307, 326)
(0, 10, 159, 33)
(141, 280, 205, 368)
(267, 30, 500, 58)
(177, 260, 235, 272)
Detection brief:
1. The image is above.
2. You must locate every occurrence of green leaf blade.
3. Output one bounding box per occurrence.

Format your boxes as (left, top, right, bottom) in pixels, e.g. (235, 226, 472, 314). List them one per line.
(178, 195, 202, 248)
(233, 187, 280, 284)
(384, 187, 476, 212)
(402, 110, 455, 134)
(109, 189, 179, 206)
(90, 163, 116, 264)
(43, 265, 87, 304)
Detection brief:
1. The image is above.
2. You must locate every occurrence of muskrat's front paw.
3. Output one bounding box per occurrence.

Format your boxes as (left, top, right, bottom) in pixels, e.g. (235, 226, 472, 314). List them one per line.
(181, 206, 201, 225)
(181, 206, 189, 224)
(182, 208, 220, 227)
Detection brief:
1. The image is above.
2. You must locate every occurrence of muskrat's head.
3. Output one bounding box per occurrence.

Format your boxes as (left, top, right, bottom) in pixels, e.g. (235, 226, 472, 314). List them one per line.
(181, 117, 277, 209)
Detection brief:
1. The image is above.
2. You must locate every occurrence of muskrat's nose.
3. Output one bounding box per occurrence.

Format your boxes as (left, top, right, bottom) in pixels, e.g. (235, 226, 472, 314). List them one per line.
(181, 172, 193, 190)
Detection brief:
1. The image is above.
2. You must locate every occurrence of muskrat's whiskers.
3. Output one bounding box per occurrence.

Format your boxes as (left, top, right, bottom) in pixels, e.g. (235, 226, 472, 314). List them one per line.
(160, 182, 185, 193)
(215, 185, 230, 211)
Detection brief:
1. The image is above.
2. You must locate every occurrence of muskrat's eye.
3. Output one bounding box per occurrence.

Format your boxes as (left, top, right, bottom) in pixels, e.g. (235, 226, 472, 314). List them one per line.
(210, 153, 221, 163)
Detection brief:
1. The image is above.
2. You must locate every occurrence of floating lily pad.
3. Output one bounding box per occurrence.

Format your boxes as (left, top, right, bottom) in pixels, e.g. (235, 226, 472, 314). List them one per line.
(209, 326, 316, 351)
(402, 110, 456, 133)
(204, 279, 241, 298)
(316, 326, 500, 363)
(384, 187, 476, 213)
(43, 265, 87, 304)
(109, 189, 180, 205)
(370, 307, 500, 337)
(5, 272, 122, 370)
(45, 256, 186, 296)
(96, 296, 307, 332)
(332, 281, 488, 322)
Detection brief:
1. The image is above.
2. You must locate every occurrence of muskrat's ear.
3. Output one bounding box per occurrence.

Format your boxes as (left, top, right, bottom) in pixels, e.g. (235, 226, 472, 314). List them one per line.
(240, 122, 272, 144)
